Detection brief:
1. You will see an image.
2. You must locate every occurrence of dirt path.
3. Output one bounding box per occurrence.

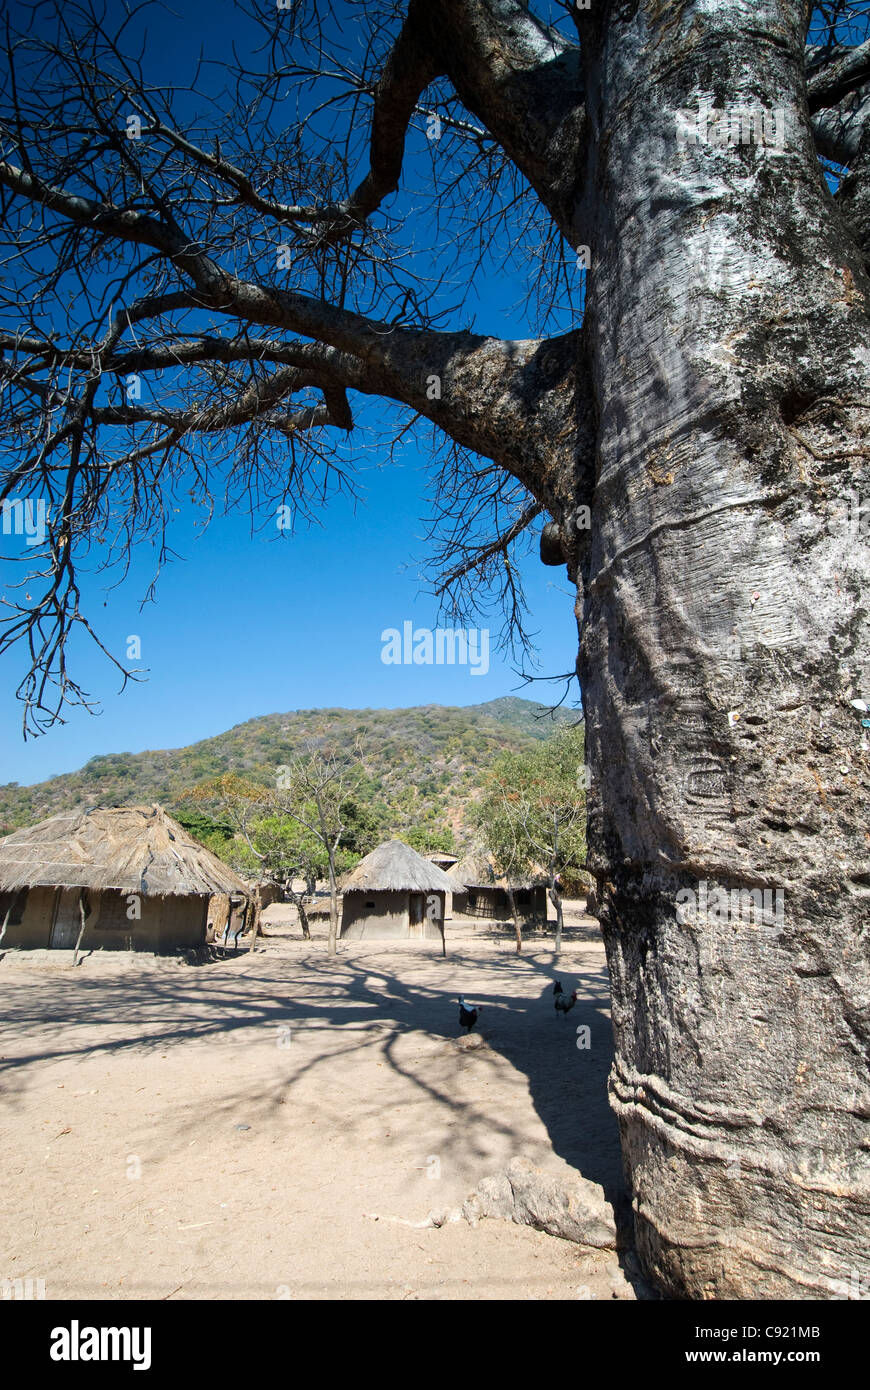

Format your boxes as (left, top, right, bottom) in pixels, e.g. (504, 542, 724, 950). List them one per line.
(0, 907, 637, 1300)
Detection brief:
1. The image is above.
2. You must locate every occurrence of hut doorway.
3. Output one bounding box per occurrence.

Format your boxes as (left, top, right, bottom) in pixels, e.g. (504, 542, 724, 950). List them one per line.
(408, 892, 425, 939)
(49, 888, 81, 948)
(223, 896, 247, 948)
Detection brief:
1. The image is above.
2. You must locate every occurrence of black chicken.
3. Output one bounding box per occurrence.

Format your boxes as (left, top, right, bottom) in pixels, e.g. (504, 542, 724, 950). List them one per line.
(553, 981, 578, 1018)
(458, 996, 480, 1033)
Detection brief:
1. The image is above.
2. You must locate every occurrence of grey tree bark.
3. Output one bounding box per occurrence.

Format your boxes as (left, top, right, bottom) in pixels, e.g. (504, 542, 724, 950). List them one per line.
(574, 0, 870, 1298)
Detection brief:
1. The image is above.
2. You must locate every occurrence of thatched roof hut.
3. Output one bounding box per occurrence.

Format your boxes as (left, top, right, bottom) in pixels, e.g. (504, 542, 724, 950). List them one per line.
(340, 840, 453, 940)
(341, 840, 454, 895)
(448, 849, 503, 890)
(448, 848, 548, 889)
(0, 804, 248, 896)
(0, 805, 249, 952)
(448, 849, 547, 925)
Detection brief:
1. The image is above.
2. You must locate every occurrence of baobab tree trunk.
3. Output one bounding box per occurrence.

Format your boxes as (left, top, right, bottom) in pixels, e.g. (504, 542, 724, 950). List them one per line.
(575, 0, 870, 1298)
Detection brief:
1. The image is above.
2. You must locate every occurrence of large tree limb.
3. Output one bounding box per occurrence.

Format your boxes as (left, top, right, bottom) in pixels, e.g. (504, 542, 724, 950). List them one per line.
(0, 158, 535, 422)
(805, 43, 870, 262)
(811, 89, 870, 163)
(0, 158, 228, 291)
(425, 0, 586, 245)
(0, 1, 591, 487)
(0, 0, 594, 736)
(807, 39, 870, 113)
(0, 151, 587, 492)
(310, 0, 443, 239)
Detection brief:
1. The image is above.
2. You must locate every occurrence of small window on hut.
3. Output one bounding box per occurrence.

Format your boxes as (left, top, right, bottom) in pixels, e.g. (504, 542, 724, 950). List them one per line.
(468, 893, 477, 907)
(0, 888, 28, 925)
(95, 890, 137, 932)
(365, 901, 376, 909)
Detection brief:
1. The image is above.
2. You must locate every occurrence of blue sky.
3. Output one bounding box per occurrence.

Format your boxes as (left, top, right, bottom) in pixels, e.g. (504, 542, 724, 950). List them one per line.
(0, 0, 583, 786)
(1, 437, 580, 785)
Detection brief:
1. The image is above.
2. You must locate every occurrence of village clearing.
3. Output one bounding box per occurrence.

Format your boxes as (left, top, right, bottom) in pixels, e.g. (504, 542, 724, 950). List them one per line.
(0, 902, 642, 1300)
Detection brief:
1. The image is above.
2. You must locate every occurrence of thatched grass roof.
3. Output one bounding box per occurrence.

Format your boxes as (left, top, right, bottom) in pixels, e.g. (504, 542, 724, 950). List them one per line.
(0, 805, 249, 898)
(305, 898, 335, 918)
(448, 850, 501, 888)
(448, 849, 545, 890)
(426, 851, 458, 868)
(341, 839, 454, 894)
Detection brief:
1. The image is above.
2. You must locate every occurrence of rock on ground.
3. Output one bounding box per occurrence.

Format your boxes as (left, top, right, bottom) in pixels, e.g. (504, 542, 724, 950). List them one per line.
(433, 1155, 623, 1250)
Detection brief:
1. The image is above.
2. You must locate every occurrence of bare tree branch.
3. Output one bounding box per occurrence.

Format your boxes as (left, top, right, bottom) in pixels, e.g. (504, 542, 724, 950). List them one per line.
(0, 0, 591, 732)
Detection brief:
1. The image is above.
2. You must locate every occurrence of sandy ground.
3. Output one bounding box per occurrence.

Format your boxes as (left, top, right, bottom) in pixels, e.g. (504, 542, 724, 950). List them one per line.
(0, 903, 641, 1301)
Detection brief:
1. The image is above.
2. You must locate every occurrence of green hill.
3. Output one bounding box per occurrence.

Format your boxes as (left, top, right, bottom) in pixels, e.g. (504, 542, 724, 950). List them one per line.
(0, 697, 581, 840)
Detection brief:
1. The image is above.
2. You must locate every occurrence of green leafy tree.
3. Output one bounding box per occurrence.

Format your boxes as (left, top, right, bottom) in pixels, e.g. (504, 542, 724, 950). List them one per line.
(184, 755, 357, 954)
(274, 748, 354, 956)
(398, 824, 457, 856)
(475, 725, 586, 953)
(175, 806, 247, 868)
(175, 809, 235, 844)
(181, 773, 272, 946)
(337, 796, 390, 858)
(252, 815, 333, 940)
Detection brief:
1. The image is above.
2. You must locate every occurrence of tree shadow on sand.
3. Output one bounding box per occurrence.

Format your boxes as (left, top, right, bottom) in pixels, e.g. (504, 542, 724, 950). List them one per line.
(0, 933, 649, 1291)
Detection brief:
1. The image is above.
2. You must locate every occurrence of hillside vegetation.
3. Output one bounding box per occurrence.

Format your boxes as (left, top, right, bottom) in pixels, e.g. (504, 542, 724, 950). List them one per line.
(0, 697, 580, 842)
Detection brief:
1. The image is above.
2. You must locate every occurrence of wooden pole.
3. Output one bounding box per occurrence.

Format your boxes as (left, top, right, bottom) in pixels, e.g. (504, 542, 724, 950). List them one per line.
(72, 890, 87, 967)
